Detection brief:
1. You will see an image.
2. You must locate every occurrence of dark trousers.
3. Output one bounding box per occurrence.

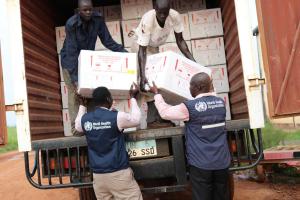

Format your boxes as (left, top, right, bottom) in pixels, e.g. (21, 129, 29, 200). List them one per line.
(190, 166, 230, 200)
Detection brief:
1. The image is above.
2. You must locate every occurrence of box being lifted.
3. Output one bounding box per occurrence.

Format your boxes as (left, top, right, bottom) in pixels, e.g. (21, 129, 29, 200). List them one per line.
(192, 37, 226, 66)
(121, 0, 153, 20)
(78, 50, 137, 99)
(159, 41, 192, 56)
(145, 51, 211, 104)
(189, 8, 223, 39)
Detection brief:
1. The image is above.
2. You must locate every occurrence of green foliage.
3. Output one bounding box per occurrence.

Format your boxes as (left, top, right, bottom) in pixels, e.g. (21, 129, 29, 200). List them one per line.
(0, 127, 18, 154)
(261, 122, 287, 149)
(261, 122, 300, 149)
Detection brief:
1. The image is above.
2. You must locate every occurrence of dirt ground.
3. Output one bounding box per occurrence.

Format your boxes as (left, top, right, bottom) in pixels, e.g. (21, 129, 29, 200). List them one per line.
(1, 152, 300, 200)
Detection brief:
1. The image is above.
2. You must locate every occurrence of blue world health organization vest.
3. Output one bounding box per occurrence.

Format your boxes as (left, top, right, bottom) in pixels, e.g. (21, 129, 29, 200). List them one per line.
(81, 108, 129, 173)
(184, 95, 231, 170)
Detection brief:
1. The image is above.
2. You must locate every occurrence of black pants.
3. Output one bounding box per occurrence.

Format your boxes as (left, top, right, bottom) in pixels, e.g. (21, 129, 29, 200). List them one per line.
(190, 166, 230, 200)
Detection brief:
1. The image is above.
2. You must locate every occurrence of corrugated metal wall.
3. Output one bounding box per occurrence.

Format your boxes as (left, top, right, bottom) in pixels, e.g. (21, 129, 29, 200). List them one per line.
(20, 0, 64, 140)
(219, 0, 249, 120)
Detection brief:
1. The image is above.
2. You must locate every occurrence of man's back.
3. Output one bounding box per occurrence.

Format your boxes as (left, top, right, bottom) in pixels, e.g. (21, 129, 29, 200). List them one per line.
(184, 95, 231, 170)
(81, 108, 129, 173)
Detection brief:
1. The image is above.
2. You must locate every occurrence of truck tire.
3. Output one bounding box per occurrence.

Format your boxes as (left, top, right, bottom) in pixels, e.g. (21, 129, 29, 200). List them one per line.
(79, 187, 97, 200)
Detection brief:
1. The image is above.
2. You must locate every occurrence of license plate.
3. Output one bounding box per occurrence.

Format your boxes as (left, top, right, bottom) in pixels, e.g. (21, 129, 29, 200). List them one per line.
(126, 140, 157, 158)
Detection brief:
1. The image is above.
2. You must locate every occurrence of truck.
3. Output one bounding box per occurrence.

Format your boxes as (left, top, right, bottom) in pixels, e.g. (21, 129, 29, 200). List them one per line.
(0, 0, 299, 199)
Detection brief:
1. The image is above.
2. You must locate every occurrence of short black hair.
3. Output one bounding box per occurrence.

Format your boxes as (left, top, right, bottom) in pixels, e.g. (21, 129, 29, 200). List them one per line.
(92, 87, 112, 106)
(78, 0, 93, 7)
(155, 0, 170, 9)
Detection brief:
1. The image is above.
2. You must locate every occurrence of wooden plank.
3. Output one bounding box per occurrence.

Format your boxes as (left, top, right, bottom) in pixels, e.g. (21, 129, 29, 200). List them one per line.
(0, 43, 7, 145)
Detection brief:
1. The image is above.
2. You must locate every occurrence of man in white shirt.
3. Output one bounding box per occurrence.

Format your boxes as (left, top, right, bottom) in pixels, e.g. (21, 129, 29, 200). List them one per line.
(130, 0, 196, 125)
(131, 0, 195, 91)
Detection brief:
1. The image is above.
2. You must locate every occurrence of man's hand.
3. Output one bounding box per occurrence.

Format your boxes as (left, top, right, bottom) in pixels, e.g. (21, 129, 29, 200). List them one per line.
(148, 81, 158, 94)
(128, 30, 135, 38)
(129, 82, 139, 99)
(140, 76, 149, 92)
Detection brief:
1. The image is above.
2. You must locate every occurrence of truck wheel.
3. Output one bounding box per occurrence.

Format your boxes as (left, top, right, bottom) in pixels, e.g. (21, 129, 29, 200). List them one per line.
(79, 187, 97, 200)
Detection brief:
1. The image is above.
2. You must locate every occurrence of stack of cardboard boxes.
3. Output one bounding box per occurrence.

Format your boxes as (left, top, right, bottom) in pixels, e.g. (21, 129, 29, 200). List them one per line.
(121, 0, 153, 49)
(55, 0, 231, 136)
(188, 8, 231, 120)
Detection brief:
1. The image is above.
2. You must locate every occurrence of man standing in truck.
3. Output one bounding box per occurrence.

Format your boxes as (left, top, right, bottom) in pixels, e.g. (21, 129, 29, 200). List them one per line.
(60, 0, 127, 136)
(129, 0, 195, 125)
(74, 83, 143, 200)
(130, 0, 195, 91)
(149, 73, 231, 200)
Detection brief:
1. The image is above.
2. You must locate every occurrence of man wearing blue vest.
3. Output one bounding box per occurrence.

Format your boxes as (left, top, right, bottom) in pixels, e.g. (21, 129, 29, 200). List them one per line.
(149, 72, 231, 200)
(75, 84, 143, 200)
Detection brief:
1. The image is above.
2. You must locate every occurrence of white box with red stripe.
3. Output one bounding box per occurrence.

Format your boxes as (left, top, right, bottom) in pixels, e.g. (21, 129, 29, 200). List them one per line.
(208, 65, 229, 93)
(191, 37, 226, 66)
(60, 82, 68, 109)
(62, 109, 72, 136)
(189, 8, 223, 39)
(78, 50, 137, 99)
(145, 51, 211, 104)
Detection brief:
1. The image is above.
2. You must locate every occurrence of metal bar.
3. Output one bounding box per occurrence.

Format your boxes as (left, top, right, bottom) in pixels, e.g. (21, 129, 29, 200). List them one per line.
(228, 132, 235, 164)
(250, 129, 259, 154)
(275, 22, 300, 114)
(46, 149, 52, 185)
(229, 129, 263, 171)
(36, 150, 41, 186)
(234, 130, 241, 167)
(77, 146, 81, 181)
(56, 149, 63, 184)
(245, 129, 252, 164)
(171, 136, 187, 185)
(67, 148, 72, 183)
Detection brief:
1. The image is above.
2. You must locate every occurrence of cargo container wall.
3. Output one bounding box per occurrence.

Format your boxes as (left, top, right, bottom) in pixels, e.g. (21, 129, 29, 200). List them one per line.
(219, 0, 249, 120)
(20, 0, 64, 140)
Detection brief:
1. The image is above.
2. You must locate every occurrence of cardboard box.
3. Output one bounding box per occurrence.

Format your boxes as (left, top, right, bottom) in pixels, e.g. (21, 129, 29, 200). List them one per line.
(96, 21, 123, 50)
(55, 26, 66, 53)
(170, 0, 206, 13)
(166, 13, 191, 42)
(208, 65, 229, 93)
(78, 50, 137, 99)
(121, 0, 153, 20)
(62, 109, 72, 136)
(145, 51, 211, 104)
(104, 5, 122, 21)
(159, 41, 192, 56)
(60, 82, 68, 109)
(122, 19, 141, 47)
(58, 54, 64, 82)
(216, 93, 231, 120)
(189, 8, 223, 39)
(192, 37, 226, 66)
